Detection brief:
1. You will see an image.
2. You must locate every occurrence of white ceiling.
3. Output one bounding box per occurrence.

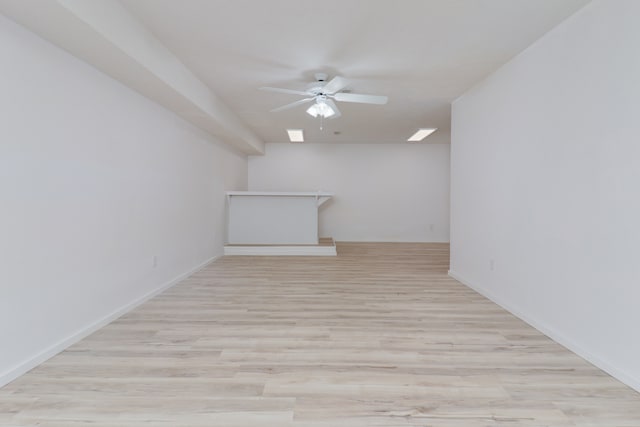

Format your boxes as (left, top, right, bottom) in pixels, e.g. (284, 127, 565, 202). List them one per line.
(0, 0, 589, 149)
(118, 0, 589, 144)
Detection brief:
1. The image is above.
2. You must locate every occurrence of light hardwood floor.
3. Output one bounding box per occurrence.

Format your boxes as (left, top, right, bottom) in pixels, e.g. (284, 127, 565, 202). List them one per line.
(1, 243, 639, 426)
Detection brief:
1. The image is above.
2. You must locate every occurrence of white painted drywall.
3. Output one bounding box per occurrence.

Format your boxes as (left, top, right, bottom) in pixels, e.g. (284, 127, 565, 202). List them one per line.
(228, 194, 319, 245)
(0, 15, 247, 386)
(450, 0, 640, 391)
(248, 141, 450, 242)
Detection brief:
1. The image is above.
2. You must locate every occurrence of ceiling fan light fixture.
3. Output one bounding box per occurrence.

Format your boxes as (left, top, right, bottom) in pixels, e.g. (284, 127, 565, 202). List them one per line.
(408, 128, 437, 142)
(286, 129, 304, 142)
(306, 101, 335, 118)
(263, 75, 386, 119)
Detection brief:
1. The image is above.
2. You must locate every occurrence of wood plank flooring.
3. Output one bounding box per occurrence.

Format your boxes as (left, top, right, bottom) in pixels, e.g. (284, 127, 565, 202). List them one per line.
(1, 243, 639, 426)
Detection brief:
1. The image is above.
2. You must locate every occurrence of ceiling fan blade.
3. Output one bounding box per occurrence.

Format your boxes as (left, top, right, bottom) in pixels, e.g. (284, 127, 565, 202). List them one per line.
(325, 99, 342, 119)
(334, 92, 388, 105)
(321, 76, 350, 94)
(260, 87, 310, 96)
(270, 97, 314, 113)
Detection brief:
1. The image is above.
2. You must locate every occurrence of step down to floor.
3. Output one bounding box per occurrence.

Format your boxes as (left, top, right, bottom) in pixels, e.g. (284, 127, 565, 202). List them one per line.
(224, 237, 337, 256)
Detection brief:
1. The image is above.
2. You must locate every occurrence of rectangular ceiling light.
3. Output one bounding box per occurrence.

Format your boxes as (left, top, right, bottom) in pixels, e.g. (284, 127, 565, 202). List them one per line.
(407, 128, 437, 142)
(287, 129, 304, 142)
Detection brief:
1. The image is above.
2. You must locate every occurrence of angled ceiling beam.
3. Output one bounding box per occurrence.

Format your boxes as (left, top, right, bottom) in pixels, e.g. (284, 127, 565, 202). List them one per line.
(0, 0, 264, 154)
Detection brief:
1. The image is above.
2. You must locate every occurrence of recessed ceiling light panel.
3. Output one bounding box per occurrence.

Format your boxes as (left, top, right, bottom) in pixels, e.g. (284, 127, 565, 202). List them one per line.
(408, 128, 437, 142)
(286, 129, 304, 142)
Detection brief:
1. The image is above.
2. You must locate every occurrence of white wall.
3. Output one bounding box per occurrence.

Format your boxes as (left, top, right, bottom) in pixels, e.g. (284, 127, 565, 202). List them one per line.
(450, 0, 640, 391)
(0, 15, 247, 386)
(249, 142, 450, 242)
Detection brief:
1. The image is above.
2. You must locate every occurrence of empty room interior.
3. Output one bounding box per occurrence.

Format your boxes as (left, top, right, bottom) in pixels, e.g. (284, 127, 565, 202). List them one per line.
(2, 0, 640, 425)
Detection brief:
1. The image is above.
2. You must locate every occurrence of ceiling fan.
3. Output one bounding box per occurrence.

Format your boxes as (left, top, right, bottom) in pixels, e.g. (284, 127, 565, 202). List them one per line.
(260, 73, 388, 119)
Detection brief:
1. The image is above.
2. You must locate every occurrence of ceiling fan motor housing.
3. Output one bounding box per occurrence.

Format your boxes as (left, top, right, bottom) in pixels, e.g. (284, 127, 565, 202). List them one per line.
(305, 73, 330, 94)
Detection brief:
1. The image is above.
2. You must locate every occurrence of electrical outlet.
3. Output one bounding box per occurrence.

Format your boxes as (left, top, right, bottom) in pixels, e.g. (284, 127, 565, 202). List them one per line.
(490, 259, 495, 271)
(152, 255, 158, 268)
(429, 223, 434, 232)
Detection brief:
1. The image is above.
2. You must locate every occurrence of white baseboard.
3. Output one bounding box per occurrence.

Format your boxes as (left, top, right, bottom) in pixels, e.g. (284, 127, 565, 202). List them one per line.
(224, 245, 337, 256)
(448, 270, 640, 393)
(0, 255, 219, 388)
